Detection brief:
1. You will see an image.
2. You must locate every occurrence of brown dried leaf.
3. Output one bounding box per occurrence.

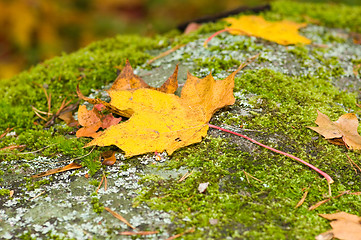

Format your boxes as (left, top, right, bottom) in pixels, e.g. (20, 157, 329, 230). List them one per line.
(308, 110, 361, 150)
(58, 111, 78, 127)
(101, 150, 116, 166)
(76, 105, 102, 138)
(317, 212, 361, 240)
(76, 86, 133, 118)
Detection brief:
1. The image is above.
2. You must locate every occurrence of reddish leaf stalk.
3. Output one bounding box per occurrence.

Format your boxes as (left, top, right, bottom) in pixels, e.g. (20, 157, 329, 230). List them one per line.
(208, 124, 334, 184)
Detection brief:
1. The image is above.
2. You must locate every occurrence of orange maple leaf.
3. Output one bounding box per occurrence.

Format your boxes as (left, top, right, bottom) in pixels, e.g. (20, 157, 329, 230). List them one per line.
(205, 15, 311, 47)
(76, 60, 179, 118)
(78, 63, 240, 157)
(76, 60, 179, 137)
(76, 105, 122, 138)
(111, 59, 178, 93)
(308, 110, 361, 150)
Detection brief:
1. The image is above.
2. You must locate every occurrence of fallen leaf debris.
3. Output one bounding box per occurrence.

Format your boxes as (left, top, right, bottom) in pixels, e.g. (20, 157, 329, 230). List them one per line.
(308, 110, 361, 150)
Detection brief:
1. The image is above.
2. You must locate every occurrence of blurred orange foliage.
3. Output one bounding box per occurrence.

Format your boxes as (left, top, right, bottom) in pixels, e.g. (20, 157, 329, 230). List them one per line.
(0, 0, 265, 79)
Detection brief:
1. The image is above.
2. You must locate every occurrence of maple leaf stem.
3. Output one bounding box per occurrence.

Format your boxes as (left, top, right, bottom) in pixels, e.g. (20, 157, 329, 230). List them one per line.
(208, 124, 334, 184)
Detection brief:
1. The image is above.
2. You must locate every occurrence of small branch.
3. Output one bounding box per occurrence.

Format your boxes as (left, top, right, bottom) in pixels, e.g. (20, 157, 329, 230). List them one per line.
(208, 124, 334, 184)
(178, 170, 194, 182)
(29, 191, 46, 201)
(165, 228, 195, 240)
(345, 153, 361, 173)
(96, 174, 105, 194)
(104, 207, 135, 229)
(295, 188, 309, 208)
(243, 170, 263, 183)
(0, 144, 56, 155)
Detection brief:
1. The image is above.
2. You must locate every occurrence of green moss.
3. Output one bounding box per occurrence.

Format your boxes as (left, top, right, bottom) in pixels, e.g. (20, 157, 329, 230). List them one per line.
(267, 0, 361, 33)
(2, 1, 361, 238)
(89, 179, 100, 187)
(195, 56, 241, 74)
(91, 196, 104, 214)
(287, 46, 310, 60)
(0, 188, 11, 197)
(24, 177, 53, 191)
(133, 64, 360, 238)
(19, 232, 36, 240)
(0, 34, 167, 131)
(140, 174, 165, 185)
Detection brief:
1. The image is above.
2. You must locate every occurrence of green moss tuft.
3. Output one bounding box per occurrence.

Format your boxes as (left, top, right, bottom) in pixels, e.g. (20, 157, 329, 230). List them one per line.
(267, 0, 361, 33)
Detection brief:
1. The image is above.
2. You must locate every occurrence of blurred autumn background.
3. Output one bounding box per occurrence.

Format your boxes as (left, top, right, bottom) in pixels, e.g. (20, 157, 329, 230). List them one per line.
(0, 0, 359, 80)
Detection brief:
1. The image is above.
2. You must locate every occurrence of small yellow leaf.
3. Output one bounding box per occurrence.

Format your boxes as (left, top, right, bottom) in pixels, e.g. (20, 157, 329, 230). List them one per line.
(224, 15, 311, 45)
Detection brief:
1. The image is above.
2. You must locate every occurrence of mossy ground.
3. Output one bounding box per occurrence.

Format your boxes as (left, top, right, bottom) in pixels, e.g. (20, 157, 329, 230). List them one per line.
(2, 1, 361, 239)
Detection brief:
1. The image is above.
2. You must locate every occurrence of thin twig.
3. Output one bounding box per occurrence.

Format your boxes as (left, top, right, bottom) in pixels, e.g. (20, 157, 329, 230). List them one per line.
(72, 146, 96, 161)
(309, 191, 349, 210)
(120, 231, 159, 236)
(96, 175, 105, 194)
(29, 191, 46, 201)
(345, 153, 361, 173)
(178, 170, 194, 182)
(165, 228, 195, 240)
(32, 106, 50, 121)
(0, 144, 56, 155)
(295, 188, 309, 208)
(52, 146, 96, 164)
(47, 93, 52, 117)
(244, 171, 250, 183)
(104, 207, 135, 229)
(31, 162, 82, 178)
(31, 106, 51, 116)
(243, 170, 263, 183)
(0, 127, 14, 139)
(104, 173, 107, 191)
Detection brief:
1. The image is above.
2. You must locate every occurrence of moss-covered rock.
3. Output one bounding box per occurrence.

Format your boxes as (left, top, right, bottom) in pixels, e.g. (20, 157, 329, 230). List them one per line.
(1, 1, 361, 239)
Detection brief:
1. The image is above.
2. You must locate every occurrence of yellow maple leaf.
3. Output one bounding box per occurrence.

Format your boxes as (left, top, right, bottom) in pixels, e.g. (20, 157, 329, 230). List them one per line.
(81, 67, 239, 157)
(223, 15, 311, 46)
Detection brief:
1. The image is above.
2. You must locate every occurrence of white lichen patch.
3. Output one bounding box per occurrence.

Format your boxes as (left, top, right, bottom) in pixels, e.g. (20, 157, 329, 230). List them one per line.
(143, 24, 361, 94)
(0, 154, 173, 239)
